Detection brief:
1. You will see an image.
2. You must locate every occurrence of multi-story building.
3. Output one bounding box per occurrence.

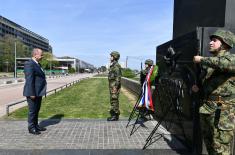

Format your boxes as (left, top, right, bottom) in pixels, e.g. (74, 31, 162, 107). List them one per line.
(54, 57, 95, 73)
(16, 57, 95, 73)
(0, 15, 51, 52)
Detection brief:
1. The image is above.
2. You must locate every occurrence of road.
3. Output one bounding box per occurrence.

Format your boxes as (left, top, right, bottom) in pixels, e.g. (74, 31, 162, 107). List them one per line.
(0, 73, 95, 116)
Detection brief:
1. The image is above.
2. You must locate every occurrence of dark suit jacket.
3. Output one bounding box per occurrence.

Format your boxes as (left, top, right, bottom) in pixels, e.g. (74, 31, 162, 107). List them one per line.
(23, 59, 47, 97)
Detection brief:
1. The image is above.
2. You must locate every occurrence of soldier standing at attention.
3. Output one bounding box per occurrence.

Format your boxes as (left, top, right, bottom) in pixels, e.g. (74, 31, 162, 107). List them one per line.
(107, 51, 122, 121)
(193, 29, 235, 155)
(140, 59, 154, 86)
(139, 59, 154, 120)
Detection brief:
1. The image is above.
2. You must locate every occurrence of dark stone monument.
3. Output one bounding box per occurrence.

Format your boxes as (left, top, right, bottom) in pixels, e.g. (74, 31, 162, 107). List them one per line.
(173, 0, 235, 39)
(155, 0, 235, 154)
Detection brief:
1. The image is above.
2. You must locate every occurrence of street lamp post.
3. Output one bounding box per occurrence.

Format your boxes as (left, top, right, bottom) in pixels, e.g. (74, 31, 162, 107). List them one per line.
(14, 42, 17, 78)
(50, 59, 52, 77)
(126, 56, 144, 71)
(126, 56, 128, 68)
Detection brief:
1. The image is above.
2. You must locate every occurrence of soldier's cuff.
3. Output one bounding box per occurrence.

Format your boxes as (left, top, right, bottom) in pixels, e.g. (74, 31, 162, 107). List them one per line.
(200, 57, 209, 65)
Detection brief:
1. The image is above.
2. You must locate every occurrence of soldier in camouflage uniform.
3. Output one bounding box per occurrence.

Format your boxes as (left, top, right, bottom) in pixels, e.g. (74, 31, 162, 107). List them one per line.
(140, 59, 154, 86)
(107, 51, 122, 121)
(139, 59, 154, 121)
(193, 29, 235, 155)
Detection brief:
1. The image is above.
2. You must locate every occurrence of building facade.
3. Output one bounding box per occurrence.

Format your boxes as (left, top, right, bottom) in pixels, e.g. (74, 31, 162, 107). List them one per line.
(16, 57, 95, 73)
(0, 15, 51, 52)
(55, 57, 95, 73)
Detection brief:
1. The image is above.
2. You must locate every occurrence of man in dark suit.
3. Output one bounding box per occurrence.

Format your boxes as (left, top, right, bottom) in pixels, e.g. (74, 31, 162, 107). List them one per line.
(23, 48, 47, 135)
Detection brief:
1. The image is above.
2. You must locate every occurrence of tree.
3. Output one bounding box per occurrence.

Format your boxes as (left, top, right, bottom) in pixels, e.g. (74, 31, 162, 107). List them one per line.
(0, 35, 56, 72)
(68, 67, 75, 73)
(40, 52, 59, 70)
(0, 35, 15, 72)
(122, 68, 136, 78)
(0, 35, 31, 72)
(16, 42, 31, 57)
(100, 66, 107, 72)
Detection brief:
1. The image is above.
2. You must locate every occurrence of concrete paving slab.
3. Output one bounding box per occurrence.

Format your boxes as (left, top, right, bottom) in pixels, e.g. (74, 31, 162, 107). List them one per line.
(0, 119, 190, 155)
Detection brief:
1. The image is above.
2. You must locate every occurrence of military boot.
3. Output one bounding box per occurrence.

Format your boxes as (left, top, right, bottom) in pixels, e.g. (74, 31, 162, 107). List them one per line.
(107, 112, 119, 121)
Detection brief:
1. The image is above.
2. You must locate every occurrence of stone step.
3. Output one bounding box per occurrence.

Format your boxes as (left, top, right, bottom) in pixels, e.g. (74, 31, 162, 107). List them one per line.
(0, 149, 191, 155)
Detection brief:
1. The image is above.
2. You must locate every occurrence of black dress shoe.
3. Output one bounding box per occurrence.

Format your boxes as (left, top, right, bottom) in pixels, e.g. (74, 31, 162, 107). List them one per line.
(36, 125, 46, 131)
(28, 128, 41, 135)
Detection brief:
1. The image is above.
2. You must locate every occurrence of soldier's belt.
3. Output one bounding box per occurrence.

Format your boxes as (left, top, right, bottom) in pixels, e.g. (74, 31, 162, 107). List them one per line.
(208, 95, 234, 102)
(207, 95, 232, 109)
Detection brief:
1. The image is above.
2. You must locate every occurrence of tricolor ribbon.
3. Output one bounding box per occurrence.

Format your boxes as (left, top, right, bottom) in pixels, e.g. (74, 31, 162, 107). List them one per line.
(138, 66, 154, 111)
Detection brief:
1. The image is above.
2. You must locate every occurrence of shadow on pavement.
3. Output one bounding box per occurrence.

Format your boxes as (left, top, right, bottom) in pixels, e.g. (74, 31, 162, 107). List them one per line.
(163, 137, 192, 155)
(39, 114, 64, 128)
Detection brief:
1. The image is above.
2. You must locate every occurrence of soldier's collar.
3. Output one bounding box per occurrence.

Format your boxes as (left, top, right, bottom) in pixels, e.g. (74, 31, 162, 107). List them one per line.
(111, 61, 117, 65)
(217, 50, 228, 57)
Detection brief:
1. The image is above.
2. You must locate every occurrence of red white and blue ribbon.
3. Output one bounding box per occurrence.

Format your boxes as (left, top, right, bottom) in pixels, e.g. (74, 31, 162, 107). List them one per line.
(138, 66, 154, 111)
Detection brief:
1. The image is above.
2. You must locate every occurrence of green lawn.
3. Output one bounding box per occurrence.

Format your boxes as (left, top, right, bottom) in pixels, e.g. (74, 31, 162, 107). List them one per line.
(93, 73, 108, 77)
(7, 78, 134, 119)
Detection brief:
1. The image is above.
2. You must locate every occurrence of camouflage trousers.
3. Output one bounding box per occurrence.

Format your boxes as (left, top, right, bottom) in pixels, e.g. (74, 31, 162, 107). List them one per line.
(200, 113, 234, 155)
(109, 86, 120, 115)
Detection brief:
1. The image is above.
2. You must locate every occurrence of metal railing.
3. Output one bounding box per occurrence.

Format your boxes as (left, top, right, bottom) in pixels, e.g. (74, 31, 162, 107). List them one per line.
(6, 78, 88, 116)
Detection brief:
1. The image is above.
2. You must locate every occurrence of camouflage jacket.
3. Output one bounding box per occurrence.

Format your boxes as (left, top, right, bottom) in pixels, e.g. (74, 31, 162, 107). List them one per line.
(108, 61, 122, 88)
(199, 50, 235, 130)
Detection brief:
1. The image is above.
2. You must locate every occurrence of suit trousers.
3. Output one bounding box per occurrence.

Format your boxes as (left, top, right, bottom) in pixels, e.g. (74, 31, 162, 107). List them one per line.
(27, 97, 42, 129)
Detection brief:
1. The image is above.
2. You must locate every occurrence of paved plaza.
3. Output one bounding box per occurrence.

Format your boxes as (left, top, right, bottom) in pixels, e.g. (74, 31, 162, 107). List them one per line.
(0, 76, 191, 154)
(0, 119, 190, 155)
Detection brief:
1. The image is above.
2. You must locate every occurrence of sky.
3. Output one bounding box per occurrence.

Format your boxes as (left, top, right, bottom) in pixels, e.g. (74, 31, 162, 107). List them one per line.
(0, 0, 174, 70)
